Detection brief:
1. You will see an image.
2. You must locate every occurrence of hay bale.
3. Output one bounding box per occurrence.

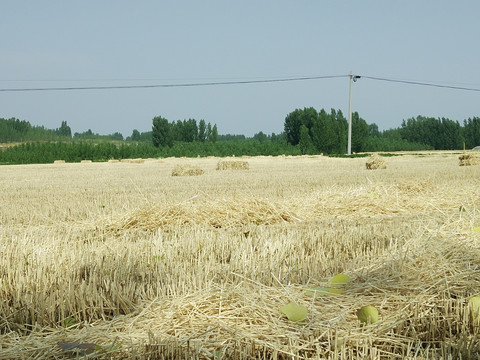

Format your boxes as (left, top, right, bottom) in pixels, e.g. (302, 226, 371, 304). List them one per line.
(459, 153, 480, 166)
(216, 160, 249, 170)
(80, 160, 92, 163)
(171, 164, 205, 177)
(108, 159, 119, 163)
(366, 155, 387, 170)
(53, 160, 65, 164)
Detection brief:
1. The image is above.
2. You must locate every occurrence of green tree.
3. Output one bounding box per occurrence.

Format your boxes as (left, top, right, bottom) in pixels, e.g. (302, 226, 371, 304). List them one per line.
(464, 117, 480, 148)
(182, 119, 198, 142)
(298, 124, 313, 154)
(253, 131, 267, 143)
(130, 129, 141, 141)
(206, 123, 212, 141)
(198, 119, 207, 142)
(56, 121, 72, 138)
(210, 124, 218, 143)
(284, 109, 304, 145)
(311, 109, 336, 154)
(351, 112, 369, 152)
(368, 123, 380, 137)
(152, 116, 173, 147)
(332, 110, 348, 154)
(284, 107, 318, 146)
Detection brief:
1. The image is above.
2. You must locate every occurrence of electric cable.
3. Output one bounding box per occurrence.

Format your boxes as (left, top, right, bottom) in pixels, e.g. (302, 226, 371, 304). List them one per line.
(0, 74, 348, 92)
(359, 75, 480, 92)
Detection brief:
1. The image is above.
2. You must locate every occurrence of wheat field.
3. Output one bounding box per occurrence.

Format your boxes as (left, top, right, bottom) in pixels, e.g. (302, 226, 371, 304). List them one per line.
(1, 153, 480, 359)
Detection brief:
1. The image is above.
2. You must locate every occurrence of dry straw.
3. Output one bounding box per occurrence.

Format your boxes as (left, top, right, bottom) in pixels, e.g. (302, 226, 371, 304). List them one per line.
(171, 164, 205, 176)
(365, 154, 387, 170)
(216, 159, 249, 170)
(2, 154, 480, 359)
(80, 160, 92, 163)
(459, 152, 480, 166)
(122, 158, 145, 164)
(107, 197, 302, 232)
(53, 159, 65, 164)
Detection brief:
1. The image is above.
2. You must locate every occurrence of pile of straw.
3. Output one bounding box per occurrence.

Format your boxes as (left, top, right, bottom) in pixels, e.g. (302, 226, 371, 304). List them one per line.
(108, 159, 119, 163)
(216, 160, 249, 170)
(122, 158, 145, 164)
(171, 164, 205, 176)
(365, 154, 387, 170)
(80, 160, 92, 163)
(53, 160, 65, 164)
(459, 153, 480, 166)
(107, 197, 301, 232)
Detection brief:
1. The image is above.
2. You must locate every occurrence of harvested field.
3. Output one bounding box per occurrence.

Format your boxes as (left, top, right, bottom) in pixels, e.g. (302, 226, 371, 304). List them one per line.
(1, 153, 480, 359)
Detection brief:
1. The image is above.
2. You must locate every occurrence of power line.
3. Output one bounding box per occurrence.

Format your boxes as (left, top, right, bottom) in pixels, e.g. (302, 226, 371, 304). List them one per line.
(0, 74, 348, 92)
(360, 75, 480, 92)
(1, 73, 479, 93)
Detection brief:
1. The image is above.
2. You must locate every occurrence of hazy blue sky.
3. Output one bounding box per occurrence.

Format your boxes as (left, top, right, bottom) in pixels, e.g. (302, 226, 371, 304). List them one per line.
(1, 1, 479, 137)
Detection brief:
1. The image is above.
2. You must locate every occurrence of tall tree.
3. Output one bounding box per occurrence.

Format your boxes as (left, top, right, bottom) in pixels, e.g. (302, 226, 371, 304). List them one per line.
(152, 116, 173, 147)
(464, 117, 480, 148)
(198, 119, 207, 142)
(172, 120, 184, 141)
(351, 112, 369, 153)
(332, 109, 348, 154)
(206, 123, 212, 141)
(130, 129, 141, 141)
(311, 109, 336, 153)
(210, 124, 218, 142)
(56, 121, 72, 138)
(182, 119, 198, 142)
(298, 125, 312, 154)
(284, 109, 304, 146)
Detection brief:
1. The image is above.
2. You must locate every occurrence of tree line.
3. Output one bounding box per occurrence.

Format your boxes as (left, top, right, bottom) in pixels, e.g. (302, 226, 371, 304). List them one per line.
(0, 118, 124, 142)
(151, 116, 218, 147)
(283, 107, 480, 153)
(0, 110, 479, 165)
(0, 139, 301, 165)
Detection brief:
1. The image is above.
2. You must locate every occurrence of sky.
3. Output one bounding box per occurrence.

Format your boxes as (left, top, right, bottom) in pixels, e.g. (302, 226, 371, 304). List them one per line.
(1, 1, 479, 138)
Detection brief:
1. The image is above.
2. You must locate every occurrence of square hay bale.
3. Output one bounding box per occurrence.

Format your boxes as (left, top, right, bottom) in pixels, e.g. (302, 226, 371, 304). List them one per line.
(80, 160, 92, 163)
(108, 159, 119, 163)
(459, 153, 480, 166)
(171, 164, 205, 176)
(216, 160, 249, 170)
(366, 155, 387, 170)
(53, 160, 65, 164)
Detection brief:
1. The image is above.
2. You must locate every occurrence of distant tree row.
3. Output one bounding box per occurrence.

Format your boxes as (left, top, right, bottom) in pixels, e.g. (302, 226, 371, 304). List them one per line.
(284, 108, 480, 153)
(1, 110, 479, 165)
(284, 108, 369, 154)
(151, 116, 218, 147)
(73, 128, 124, 141)
(0, 139, 301, 165)
(0, 118, 125, 143)
(126, 129, 152, 142)
(0, 117, 62, 142)
(398, 116, 480, 150)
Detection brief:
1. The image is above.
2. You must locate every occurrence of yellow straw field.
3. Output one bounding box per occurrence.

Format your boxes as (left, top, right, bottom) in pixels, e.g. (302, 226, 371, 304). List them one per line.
(1, 153, 480, 359)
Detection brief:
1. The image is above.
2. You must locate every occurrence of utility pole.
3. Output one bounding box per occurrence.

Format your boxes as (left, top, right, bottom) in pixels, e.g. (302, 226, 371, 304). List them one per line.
(347, 71, 360, 155)
(348, 71, 353, 155)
